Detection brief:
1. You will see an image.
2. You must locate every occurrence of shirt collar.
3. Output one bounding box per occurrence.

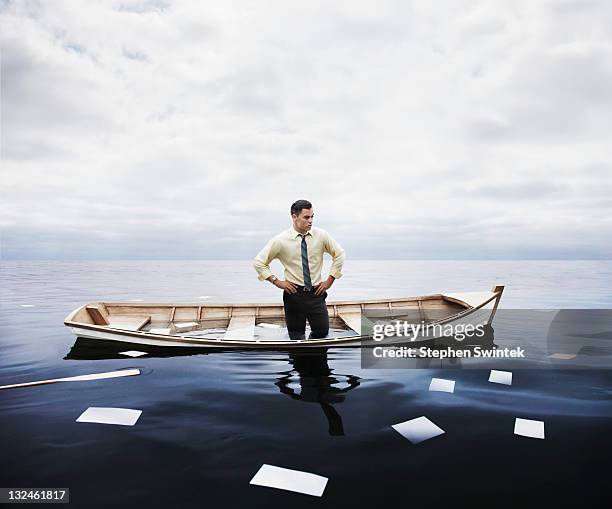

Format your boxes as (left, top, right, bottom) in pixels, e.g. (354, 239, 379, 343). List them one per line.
(291, 227, 312, 239)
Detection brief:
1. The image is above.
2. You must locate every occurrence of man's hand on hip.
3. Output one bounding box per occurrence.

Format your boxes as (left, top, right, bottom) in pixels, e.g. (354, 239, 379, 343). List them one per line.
(314, 276, 334, 296)
(275, 279, 298, 294)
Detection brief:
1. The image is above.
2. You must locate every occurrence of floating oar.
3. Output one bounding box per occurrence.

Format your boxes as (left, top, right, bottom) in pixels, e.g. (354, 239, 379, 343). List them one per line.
(0, 368, 141, 390)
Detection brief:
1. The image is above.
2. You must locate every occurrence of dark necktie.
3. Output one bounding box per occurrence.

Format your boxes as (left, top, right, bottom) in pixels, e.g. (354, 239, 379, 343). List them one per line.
(300, 235, 312, 291)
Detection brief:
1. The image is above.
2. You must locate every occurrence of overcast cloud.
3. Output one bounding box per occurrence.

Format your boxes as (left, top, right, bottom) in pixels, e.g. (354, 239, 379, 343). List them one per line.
(1, 0, 611, 260)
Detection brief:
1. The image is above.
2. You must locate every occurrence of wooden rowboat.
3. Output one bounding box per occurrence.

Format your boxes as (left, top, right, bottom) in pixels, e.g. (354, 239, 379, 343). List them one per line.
(64, 285, 504, 349)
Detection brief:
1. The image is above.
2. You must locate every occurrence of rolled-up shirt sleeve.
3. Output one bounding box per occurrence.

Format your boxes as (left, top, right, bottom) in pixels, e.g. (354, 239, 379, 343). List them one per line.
(325, 232, 346, 279)
(253, 237, 279, 281)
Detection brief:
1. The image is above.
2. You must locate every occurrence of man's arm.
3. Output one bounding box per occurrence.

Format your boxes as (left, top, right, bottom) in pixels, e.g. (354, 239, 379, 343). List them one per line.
(314, 231, 346, 296)
(253, 238, 279, 281)
(325, 231, 346, 280)
(253, 238, 298, 293)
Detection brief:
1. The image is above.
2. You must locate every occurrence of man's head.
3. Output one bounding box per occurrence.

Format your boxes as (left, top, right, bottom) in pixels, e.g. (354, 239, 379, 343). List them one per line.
(290, 199, 313, 234)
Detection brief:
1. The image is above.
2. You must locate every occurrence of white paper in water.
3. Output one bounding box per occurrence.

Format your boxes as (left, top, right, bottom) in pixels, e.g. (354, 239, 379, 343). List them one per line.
(250, 464, 328, 497)
(20, 304, 36, 308)
(119, 350, 148, 357)
(549, 353, 576, 360)
(429, 378, 455, 393)
(76, 407, 142, 426)
(488, 370, 513, 385)
(392, 416, 445, 444)
(514, 418, 545, 439)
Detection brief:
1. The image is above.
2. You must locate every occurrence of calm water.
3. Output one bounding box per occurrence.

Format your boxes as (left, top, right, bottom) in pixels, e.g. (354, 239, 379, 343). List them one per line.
(1, 261, 611, 508)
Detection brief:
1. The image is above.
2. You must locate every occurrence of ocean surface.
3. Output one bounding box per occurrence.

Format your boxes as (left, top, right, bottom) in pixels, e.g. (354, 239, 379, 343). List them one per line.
(1, 260, 611, 508)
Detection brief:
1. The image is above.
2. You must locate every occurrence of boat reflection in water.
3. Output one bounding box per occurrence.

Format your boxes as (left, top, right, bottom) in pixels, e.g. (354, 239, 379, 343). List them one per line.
(275, 349, 360, 436)
(64, 337, 216, 359)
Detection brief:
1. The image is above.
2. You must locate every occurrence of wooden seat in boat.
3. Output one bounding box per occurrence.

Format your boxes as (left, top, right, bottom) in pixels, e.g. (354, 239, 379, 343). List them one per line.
(108, 315, 151, 331)
(224, 312, 256, 340)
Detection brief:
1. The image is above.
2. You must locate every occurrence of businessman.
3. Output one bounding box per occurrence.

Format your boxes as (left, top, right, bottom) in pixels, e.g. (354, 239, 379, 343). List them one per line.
(253, 200, 346, 340)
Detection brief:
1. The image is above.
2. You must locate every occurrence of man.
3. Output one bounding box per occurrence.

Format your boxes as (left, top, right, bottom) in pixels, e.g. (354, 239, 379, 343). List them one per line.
(253, 200, 346, 340)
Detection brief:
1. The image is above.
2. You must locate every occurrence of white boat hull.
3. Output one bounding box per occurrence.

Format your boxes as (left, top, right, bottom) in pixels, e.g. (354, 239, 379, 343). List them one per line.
(64, 286, 504, 350)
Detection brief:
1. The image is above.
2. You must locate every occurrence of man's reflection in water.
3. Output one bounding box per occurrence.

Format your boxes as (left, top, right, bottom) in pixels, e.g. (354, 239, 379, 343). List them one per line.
(275, 348, 360, 436)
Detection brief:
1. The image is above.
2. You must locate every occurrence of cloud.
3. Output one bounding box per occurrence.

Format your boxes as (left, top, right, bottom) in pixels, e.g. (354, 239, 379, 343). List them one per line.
(1, 0, 611, 259)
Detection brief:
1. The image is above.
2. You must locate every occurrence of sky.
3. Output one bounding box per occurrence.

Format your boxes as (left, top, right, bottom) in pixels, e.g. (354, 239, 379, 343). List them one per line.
(1, 0, 611, 260)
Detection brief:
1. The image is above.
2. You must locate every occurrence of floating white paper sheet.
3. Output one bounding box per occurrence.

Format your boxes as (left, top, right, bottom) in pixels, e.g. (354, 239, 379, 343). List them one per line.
(76, 407, 142, 426)
(119, 350, 147, 357)
(20, 304, 36, 308)
(489, 370, 513, 385)
(250, 464, 328, 497)
(429, 378, 455, 393)
(514, 418, 545, 439)
(258, 323, 281, 329)
(391, 416, 445, 444)
(549, 353, 576, 360)
(149, 328, 172, 335)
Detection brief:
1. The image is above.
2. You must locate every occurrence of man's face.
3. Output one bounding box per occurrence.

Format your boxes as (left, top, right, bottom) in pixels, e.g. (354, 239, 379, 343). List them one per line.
(293, 208, 314, 232)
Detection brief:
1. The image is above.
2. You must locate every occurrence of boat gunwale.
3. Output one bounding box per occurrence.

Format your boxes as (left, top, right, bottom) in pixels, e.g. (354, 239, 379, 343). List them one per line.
(64, 292, 475, 323)
(97, 293, 450, 308)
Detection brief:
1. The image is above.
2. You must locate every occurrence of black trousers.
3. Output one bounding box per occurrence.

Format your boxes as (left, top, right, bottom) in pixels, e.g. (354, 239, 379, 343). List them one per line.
(283, 288, 329, 340)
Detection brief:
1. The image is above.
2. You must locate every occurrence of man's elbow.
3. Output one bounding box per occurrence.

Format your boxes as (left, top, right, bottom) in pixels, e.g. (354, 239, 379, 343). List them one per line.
(330, 251, 346, 279)
(253, 259, 271, 281)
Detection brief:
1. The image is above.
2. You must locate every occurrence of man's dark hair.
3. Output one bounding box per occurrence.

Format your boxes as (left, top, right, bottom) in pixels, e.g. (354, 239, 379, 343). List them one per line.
(290, 199, 312, 216)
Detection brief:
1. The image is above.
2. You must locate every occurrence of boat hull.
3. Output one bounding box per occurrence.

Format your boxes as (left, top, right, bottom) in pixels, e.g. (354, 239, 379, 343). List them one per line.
(64, 286, 504, 350)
